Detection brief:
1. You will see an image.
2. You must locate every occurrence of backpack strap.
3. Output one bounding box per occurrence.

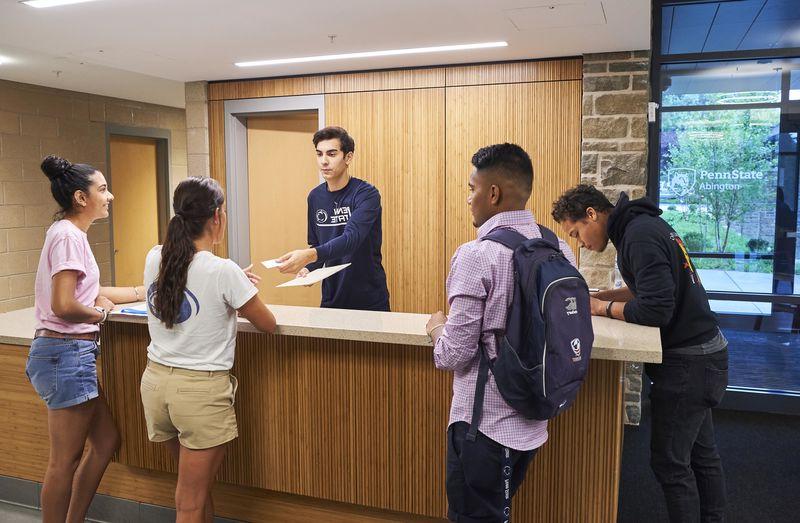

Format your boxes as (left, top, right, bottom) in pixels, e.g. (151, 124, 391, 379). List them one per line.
(466, 343, 491, 442)
(483, 225, 561, 252)
(481, 227, 527, 249)
(537, 225, 561, 250)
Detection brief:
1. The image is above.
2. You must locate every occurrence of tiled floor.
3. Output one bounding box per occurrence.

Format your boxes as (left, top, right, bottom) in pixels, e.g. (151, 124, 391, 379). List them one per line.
(0, 496, 243, 523)
(0, 503, 41, 523)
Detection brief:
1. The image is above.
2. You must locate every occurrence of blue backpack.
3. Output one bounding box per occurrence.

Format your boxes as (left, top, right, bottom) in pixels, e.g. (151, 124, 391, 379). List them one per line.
(467, 226, 594, 440)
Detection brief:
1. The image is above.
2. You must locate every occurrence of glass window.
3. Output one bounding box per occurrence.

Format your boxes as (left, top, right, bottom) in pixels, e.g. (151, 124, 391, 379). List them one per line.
(659, 108, 781, 293)
(721, 306, 800, 392)
(655, 2, 800, 400)
(661, 59, 800, 107)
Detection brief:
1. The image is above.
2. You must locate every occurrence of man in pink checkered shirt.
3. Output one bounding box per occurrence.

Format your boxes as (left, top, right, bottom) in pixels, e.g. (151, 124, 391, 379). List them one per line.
(427, 143, 576, 523)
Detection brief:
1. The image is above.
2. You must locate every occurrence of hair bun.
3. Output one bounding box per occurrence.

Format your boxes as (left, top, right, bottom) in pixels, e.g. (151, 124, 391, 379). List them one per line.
(40, 155, 72, 181)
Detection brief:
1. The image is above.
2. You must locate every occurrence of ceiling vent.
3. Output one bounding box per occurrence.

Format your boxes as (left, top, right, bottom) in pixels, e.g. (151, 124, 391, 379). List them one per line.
(505, 1, 607, 31)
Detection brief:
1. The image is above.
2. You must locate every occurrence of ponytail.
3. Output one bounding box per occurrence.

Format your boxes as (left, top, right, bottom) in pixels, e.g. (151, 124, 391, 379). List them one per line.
(154, 178, 224, 328)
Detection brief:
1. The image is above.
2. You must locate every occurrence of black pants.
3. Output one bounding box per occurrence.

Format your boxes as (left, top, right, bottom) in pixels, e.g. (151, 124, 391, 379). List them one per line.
(645, 349, 729, 523)
(446, 422, 537, 523)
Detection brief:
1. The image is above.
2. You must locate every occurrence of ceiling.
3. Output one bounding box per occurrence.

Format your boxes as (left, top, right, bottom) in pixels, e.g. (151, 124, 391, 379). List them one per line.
(0, 0, 650, 108)
(661, 0, 800, 55)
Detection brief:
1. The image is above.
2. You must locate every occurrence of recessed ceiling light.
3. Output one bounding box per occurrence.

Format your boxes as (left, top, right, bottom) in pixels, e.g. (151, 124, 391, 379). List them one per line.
(236, 41, 508, 68)
(21, 0, 98, 8)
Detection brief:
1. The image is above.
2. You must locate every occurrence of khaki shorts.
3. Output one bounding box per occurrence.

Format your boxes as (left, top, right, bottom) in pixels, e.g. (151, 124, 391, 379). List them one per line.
(140, 360, 239, 450)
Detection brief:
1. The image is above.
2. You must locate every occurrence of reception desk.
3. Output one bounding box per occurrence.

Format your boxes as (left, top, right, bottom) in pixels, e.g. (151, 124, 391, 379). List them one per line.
(0, 305, 660, 522)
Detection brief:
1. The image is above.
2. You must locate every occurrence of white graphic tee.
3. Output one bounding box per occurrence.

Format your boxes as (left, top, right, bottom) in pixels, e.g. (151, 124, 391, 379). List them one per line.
(144, 246, 257, 371)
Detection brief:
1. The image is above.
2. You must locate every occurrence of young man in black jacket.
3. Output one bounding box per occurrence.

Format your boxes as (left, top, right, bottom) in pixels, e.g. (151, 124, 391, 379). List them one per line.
(552, 184, 728, 523)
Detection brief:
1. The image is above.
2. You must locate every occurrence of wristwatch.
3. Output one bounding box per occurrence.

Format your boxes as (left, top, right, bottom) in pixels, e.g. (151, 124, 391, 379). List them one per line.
(94, 306, 108, 324)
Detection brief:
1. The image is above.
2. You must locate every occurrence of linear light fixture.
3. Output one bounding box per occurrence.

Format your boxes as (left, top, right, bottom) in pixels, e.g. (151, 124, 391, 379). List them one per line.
(21, 0, 98, 8)
(235, 41, 508, 68)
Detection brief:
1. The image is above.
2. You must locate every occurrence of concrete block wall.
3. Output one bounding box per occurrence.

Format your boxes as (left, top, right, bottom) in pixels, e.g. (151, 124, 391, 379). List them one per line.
(0, 79, 187, 313)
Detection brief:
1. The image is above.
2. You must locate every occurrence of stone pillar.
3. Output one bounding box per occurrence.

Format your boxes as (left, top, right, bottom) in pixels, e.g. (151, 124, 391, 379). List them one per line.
(581, 50, 650, 425)
(185, 81, 210, 179)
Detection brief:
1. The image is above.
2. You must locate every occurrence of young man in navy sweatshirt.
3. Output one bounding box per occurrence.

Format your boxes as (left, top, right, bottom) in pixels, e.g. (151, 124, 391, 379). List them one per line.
(552, 185, 728, 523)
(277, 126, 390, 311)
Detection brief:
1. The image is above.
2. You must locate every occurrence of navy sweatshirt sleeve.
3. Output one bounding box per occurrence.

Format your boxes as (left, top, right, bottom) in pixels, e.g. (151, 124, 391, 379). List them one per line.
(314, 185, 380, 264)
(622, 239, 677, 327)
(305, 195, 324, 272)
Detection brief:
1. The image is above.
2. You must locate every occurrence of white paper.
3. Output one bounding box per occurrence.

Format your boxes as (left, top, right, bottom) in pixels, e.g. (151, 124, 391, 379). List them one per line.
(261, 259, 283, 269)
(276, 263, 351, 288)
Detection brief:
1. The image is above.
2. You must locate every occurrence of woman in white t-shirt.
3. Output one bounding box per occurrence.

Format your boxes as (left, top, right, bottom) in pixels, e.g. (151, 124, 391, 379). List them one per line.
(141, 177, 275, 522)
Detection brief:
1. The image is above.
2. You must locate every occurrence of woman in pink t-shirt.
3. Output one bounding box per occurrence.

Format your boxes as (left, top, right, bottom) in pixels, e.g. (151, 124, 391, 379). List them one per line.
(27, 155, 144, 523)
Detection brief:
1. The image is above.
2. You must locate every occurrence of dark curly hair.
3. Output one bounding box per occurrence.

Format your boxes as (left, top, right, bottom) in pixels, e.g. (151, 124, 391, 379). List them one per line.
(313, 126, 355, 155)
(155, 177, 224, 329)
(471, 143, 533, 195)
(40, 155, 98, 219)
(551, 184, 614, 223)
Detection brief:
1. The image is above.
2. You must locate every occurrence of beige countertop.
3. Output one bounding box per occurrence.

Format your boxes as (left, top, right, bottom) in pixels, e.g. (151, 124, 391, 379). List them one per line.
(1, 304, 661, 363)
(0, 307, 39, 346)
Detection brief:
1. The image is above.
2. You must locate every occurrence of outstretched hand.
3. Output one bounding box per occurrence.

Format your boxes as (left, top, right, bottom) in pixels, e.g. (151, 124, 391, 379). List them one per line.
(242, 264, 261, 285)
(276, 248, 317, 274)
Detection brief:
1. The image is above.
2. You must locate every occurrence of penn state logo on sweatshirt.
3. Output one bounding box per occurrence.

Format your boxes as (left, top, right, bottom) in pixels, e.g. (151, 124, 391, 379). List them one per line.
(315, 201, 351, 227)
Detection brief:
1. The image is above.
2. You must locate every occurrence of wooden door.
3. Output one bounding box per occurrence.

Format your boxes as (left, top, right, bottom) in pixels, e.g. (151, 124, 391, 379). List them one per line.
(247, 111, 321, 306)
(109, 135, 160, 287)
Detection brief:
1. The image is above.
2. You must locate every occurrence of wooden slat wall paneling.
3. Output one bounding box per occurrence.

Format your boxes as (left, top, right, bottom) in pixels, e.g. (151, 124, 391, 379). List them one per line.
(324, 68, 446, 93)
(208, 76, 325, 101)
(97, 325, 453, 516)
(208, 58, 582, 263)
(530, 79, 582, 256)
(512, 359, 624, 523)
(95, 324, 622, 520)
(208, 99, 228, 258)
(0, 340, 444, 521)
(444, 81, 582, 260)
(207, 60, 582, 102)
(3, 317, 623, 522)
(445, 58, 583, 87)
(0, 344, 50, 479)
(325, 88, 447, 313)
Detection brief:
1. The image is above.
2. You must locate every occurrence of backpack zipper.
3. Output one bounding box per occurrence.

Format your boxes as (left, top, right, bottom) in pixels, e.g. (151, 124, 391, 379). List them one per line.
(540, 276, 583, 398)
(542, 339, 547, 397)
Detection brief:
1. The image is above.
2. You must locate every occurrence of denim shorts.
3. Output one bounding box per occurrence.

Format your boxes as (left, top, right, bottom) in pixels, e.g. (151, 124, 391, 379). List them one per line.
(25, 337, 100, 410)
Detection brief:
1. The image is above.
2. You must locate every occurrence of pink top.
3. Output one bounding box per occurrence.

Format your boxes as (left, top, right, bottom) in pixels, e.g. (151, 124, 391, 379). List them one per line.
(34, 219, 101, 334)
(434, 211, 577, 451)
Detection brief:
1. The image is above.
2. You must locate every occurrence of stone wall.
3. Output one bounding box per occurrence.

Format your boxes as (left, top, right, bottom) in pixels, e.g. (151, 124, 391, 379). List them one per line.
(580, 51, 650, 425)
(0, 79, 186, 313)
